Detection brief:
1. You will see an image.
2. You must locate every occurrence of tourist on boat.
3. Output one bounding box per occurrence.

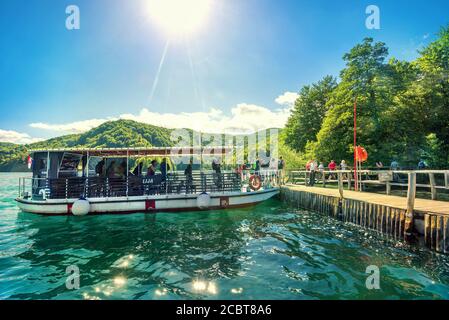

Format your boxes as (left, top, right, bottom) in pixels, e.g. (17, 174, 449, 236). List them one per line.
(160, 158, 170, 181)
(184, 159, 193, 193)
(254, 158, 260, 175)
(106, 161, 117, 178)
(117, 161, 127, 179)
(212, 159, 223, 189)
(95, 158, 106, 176)
(132, 162, 143, 176)
(147, 160, 157, 176)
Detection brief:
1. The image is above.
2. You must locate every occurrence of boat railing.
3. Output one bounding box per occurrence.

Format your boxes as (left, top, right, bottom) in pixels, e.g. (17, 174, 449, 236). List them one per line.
(18, 170, 283, 200)
(19, 170, 280, 200)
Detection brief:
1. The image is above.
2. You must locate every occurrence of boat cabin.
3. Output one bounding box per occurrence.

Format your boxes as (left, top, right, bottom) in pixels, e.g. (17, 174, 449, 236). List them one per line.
(20, 147, 280, 201)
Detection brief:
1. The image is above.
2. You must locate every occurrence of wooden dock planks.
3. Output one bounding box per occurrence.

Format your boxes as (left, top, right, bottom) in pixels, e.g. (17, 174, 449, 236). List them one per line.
(281, 184, 449, 253)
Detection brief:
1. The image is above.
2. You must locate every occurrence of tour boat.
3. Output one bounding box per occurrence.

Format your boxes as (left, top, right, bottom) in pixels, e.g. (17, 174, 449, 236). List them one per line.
(15, 147, 281, 215)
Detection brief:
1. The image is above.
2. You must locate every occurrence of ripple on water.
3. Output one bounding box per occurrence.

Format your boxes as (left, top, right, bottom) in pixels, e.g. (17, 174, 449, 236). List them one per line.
(1, 173, 449, 299)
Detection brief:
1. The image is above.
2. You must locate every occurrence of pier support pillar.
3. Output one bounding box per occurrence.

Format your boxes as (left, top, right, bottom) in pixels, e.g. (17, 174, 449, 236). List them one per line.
(404, 172, 416, 242)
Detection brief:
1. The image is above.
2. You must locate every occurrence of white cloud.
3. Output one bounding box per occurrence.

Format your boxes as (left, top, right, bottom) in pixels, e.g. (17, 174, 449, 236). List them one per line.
(275, 91, 299, 107)
(120, 103, 290, 133)
(30, 118, 112, 134)
(0, 129, 44, 145)
(26, 92, 296, 136)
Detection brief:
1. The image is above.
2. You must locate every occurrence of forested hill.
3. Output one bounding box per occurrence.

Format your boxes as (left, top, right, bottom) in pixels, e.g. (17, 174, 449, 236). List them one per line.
(0, 120, 174, 172)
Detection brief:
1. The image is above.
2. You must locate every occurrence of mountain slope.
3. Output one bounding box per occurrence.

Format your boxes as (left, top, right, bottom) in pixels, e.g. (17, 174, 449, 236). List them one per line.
(0, 120, 174, 171)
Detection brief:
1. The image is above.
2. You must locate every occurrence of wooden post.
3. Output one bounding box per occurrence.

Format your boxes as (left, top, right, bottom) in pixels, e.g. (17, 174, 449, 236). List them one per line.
(404, 172, 416, 242)
(347, 172, 352, 190)
(445, 171, 449, 189)
(338, 172, 344, 199)
(429, 173, 437, 200)
(386, 181, 391, 195)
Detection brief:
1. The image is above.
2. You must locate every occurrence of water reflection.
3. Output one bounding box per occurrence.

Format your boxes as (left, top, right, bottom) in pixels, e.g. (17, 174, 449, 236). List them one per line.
(2, 172, 449, 300)
(8, 206, 254, 299)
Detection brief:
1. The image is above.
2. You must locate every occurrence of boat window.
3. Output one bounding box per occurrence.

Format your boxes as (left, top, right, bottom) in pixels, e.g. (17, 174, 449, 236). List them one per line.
(59, 153, 83, 178)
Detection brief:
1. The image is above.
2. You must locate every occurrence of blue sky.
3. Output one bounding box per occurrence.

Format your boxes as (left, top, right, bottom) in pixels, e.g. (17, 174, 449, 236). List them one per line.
(0, 0, 448, 143)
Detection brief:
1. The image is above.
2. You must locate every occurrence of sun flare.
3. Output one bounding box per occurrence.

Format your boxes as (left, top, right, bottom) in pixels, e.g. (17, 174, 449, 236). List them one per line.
(147, 0, 211, 37)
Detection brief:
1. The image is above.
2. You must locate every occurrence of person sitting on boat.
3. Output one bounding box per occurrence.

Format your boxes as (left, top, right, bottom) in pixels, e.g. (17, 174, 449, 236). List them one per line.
(184, 159, 193, 193)
(160, 158, 170, 181)
(147, 160, 157, 176)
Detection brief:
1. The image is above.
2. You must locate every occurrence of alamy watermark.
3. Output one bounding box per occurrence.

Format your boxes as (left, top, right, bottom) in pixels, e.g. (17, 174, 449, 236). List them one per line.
(366, 5, 380, 30)
(366, 265, 381, 290)
(66, 265, 80, 290)
(66, 5, 80, 30)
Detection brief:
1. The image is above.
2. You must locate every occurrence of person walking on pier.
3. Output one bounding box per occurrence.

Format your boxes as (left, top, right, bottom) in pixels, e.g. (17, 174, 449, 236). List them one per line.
(278, 156, 285, 183)
(309, 160, 317, 186)
(328, 160, 336, 180)
(418, 159, 427, 170)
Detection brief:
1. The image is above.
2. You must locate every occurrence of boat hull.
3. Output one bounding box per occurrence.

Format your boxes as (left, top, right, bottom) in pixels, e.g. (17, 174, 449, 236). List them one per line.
(15, 188, 280, 215)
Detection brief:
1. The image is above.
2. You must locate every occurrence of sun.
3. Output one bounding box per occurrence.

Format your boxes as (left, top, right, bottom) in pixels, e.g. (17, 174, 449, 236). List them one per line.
(147, 0, 211, 37)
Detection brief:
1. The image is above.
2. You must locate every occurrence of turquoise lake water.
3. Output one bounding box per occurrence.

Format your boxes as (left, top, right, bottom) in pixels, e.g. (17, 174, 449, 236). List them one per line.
(1, 172, 449, 300)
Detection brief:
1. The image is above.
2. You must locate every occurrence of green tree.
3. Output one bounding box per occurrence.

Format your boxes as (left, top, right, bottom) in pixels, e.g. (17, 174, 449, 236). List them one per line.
(283, 76, 337, 152)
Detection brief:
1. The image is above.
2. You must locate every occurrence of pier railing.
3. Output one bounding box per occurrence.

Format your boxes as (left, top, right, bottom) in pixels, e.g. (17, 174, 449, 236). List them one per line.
(287, 169, 449, 200)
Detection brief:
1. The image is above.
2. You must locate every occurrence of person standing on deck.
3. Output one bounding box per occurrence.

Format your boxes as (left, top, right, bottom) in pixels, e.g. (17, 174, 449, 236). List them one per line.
(147, 160, 157, 176)
(132, 162, 143, 176)
(184, 159, 193, 194)
(106, 161, 116, 178)
(160, 158, 170, 181)
(254, 158, 261, 175)
(212, 159, 223, 190)
(95, 158, 106, 177)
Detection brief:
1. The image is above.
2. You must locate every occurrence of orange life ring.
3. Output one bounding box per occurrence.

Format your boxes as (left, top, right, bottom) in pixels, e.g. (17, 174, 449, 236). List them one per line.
(249, 175, 262, 191)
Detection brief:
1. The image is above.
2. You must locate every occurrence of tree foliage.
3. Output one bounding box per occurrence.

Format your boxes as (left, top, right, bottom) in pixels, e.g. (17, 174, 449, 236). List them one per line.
(284, 26, 449, 169)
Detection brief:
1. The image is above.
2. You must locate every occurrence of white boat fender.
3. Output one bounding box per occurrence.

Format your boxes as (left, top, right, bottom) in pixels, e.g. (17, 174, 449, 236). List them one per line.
(197, 192, 211, 209)
(72, 198, 90, 216)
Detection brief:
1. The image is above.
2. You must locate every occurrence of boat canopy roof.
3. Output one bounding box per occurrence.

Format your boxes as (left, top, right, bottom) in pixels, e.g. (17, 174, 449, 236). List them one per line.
(29, 146, 233, 158)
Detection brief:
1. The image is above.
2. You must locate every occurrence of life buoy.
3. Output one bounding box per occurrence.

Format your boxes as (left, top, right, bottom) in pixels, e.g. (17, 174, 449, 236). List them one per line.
(249, 175, 262, 191)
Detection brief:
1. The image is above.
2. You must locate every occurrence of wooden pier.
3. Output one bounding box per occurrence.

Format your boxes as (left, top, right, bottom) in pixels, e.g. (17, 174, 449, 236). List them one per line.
(281, 170, 449, 254)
